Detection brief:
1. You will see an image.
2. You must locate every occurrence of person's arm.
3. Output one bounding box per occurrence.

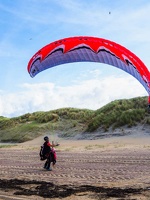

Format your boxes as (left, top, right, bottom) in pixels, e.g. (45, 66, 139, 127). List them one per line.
(50, 143, 60, 147)
(50, 141, 60, 147)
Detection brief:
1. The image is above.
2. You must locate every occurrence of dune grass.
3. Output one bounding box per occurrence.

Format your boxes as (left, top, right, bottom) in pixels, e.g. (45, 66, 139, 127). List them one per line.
(0, 96, 150, 143)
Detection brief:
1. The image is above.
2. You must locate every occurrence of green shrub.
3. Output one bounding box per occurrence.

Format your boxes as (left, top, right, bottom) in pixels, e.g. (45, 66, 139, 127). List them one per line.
(115, 109, 145, 128)
(37, 113, 59, 123)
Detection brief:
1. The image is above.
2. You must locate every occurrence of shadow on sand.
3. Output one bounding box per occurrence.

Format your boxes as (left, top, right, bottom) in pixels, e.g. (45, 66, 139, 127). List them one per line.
(0, 179, 149, 199)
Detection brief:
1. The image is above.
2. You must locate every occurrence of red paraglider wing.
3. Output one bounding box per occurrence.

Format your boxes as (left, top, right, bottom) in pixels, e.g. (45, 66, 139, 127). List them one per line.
(27, 36, 150, 97)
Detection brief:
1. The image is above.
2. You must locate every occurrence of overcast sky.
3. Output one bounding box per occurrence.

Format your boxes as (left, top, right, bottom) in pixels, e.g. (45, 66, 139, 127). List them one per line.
(0, 0, 150, 117)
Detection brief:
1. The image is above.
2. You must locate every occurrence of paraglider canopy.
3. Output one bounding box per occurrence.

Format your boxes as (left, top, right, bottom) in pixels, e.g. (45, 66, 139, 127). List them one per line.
(27, 36, 150, 105)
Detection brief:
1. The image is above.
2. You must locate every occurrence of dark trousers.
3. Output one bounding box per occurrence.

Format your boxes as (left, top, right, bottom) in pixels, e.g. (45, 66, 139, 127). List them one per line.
(44, 153, 52, 169)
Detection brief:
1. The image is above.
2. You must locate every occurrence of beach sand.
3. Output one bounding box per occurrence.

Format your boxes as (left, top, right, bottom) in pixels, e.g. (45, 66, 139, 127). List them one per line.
(0, 132, 150, 199)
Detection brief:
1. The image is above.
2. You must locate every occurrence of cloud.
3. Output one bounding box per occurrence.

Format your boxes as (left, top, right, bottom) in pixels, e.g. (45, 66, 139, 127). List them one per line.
(0, 75, 147, 117)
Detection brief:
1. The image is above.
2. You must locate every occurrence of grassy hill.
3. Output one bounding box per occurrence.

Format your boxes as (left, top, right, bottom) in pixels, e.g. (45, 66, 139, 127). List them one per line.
(0, 96, 150, 143)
